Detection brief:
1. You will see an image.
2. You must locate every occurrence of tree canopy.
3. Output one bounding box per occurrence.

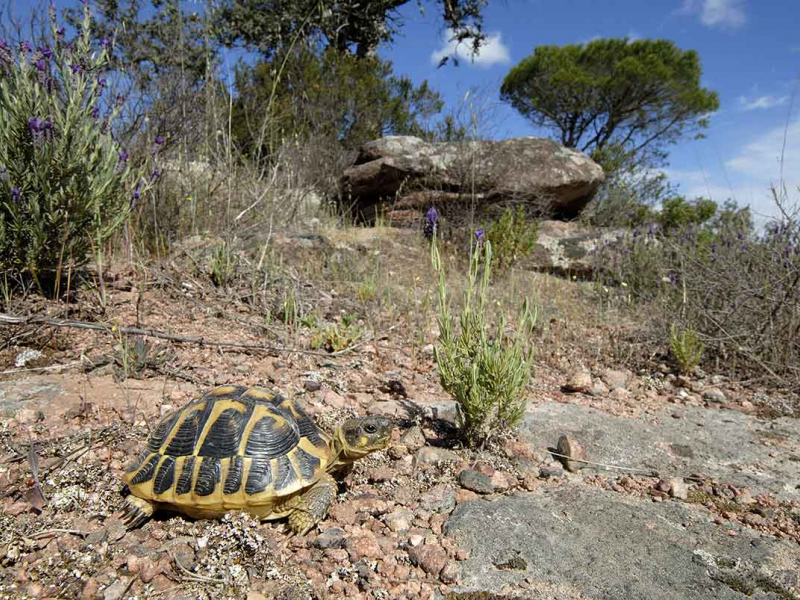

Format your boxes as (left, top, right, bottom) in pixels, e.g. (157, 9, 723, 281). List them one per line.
(232, 45, 443, 157)
(214, 0, 486, 58)
(500, 38, 719, 169)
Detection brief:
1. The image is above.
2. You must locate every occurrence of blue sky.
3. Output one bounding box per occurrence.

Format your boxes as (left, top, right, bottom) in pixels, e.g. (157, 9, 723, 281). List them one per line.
(380, 0, 800, 222)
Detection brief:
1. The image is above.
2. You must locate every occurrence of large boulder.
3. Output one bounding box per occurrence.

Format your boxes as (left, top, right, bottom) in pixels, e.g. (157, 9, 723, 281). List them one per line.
(528, 220, 625, 277)
(339, 136, 605, 223)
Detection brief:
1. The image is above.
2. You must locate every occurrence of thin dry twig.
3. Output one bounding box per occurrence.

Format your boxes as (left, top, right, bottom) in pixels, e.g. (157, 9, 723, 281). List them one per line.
(168, 551, 225, 584)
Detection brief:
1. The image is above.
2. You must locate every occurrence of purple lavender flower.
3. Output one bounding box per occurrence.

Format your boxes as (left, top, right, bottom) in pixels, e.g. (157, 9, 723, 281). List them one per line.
(154, 135, 164, 145)
(28, 117, 43, 133)
(90, 106, 100, 119)
(474, 229, 486, 242)
(131, 182, 141, 208)
(43, 119, 53, 131)
(11, 187, 20, 203)
(101, 38, 112, 50)
(56, 27, 65, 39)
(35, 58, 46, 72)
(151, 168, 161, 181)
(69, 63, 83, 74)
(37, 45, 52, 59)
(19, 41, 31, 54)
(118, 150, 129, 163)
(424, 206, 439, 240)
(97, 76, 106, 88)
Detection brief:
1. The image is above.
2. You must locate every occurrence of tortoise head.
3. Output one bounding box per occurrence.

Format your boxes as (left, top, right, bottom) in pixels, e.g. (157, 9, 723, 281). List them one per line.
(334, 416, 393, 462)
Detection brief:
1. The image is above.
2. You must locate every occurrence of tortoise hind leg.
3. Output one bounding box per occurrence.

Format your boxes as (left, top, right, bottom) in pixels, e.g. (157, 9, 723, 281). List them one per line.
(286, 473, 338, 538)
(120, 496, 155, 529)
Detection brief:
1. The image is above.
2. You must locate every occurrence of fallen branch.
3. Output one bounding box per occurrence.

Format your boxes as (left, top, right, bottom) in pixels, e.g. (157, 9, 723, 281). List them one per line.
(0, 312, 368, 357)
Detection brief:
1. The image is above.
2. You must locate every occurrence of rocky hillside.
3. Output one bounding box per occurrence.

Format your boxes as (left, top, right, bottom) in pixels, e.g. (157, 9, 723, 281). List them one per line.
(0, 228, 797, 600)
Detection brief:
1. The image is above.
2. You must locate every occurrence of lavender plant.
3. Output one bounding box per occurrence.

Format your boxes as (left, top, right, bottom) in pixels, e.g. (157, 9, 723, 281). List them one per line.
(432, 235, 538, 447)
(0, 4, 143, 291)
(485, 205, 538, 272)
(595, 199, 800, 385)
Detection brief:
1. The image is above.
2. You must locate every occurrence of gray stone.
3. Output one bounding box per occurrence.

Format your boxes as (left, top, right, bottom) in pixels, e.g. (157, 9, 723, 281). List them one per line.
(419, 484, 456, 514)
(600, 368, 630, 390)
(103, 577, 131, 600)
(457, 470, 495, 495)
(313, 526, 348, 549)
(415, 446, 460, 465)
(444, 484, 800, 600)
(384, 508, 414, 533)
(339, 135, 605, 224)
(529, 220, 627, 277)
(703, 388, 727, 403)
(521, 403, 800, 500)
(563, 369, 592, 393)
(400, 426, 427, 452)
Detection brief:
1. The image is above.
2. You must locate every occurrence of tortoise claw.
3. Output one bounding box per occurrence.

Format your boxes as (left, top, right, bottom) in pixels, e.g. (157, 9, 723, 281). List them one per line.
(119, 496, 154, 530)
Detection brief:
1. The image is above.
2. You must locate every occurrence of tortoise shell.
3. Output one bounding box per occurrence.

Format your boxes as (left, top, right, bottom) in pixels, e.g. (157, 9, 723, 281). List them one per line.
(121, 385, 332, 516)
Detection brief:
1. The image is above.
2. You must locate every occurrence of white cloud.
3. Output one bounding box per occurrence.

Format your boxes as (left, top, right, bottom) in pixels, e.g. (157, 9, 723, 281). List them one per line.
(737, 95, 790, 111)
(431, 30, 510, 68)
(678, 0, 747, 29)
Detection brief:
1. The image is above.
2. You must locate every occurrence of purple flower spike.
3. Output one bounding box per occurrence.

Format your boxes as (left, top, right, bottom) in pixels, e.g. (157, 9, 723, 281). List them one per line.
(43, 119, 53, 130)
(474, 229, 486, 242)
(35, 58, 46, 72)
(37, 45, 52, 59)
(28, 117, 43, 132)
(424, 206, 439, 240)
(20, 41, 31, 54)
(154, 135, 164, 145)
(11, 187, 20, 202)
(56, 27, 65, 39)
(118, 150, 129, 163)
(130, 181, 142, 209)
(101, 38, 112, 50)
(97, 76, 106, 87)
(69, 63, 83, 74)
(90, 106, 100, 119)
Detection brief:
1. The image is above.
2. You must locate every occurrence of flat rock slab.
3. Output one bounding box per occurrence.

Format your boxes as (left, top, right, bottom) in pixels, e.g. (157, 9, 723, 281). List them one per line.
(522, 403, 800, 500)
(445, 484, 800, 600)
(0, 376, 64, 414)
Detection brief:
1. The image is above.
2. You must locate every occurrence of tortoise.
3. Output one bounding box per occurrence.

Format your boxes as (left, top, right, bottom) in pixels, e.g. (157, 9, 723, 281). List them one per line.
(120, 385, 392, 535)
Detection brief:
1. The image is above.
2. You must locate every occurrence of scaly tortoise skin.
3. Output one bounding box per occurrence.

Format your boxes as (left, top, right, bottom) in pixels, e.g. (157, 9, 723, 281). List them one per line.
(120, 385, 392, 535)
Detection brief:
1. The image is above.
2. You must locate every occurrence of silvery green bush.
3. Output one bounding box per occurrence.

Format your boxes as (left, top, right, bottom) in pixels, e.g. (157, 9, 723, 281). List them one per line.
(0, 5, 141, 290)
(432, 236, 538, 447)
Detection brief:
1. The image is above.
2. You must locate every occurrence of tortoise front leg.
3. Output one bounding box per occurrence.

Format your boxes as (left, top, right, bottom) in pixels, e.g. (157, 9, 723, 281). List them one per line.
(286, 473, 338, 537)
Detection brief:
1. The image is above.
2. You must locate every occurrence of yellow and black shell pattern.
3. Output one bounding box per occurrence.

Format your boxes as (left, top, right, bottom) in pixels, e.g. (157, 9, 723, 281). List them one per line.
(122, 386, 331, 512)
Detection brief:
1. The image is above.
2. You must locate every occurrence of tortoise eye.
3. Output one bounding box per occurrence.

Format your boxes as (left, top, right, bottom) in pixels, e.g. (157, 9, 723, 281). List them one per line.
(364, 423, 377, 434)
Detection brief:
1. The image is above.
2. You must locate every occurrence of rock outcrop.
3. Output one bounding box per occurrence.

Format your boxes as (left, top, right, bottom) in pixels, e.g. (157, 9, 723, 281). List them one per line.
(339, 136, 605, 223)
(528, 219, 625, 277)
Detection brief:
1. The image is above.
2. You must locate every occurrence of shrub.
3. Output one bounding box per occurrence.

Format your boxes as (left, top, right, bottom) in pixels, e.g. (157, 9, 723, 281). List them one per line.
(432, 237, 538, 447)
(485, 205, 538, 272)
(596, 196, 800, 385)
(0, 6, 144, 291)
(209, 241, 237, 288)
(310, 315, 364, 353)
(669, 323, 704, 374)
